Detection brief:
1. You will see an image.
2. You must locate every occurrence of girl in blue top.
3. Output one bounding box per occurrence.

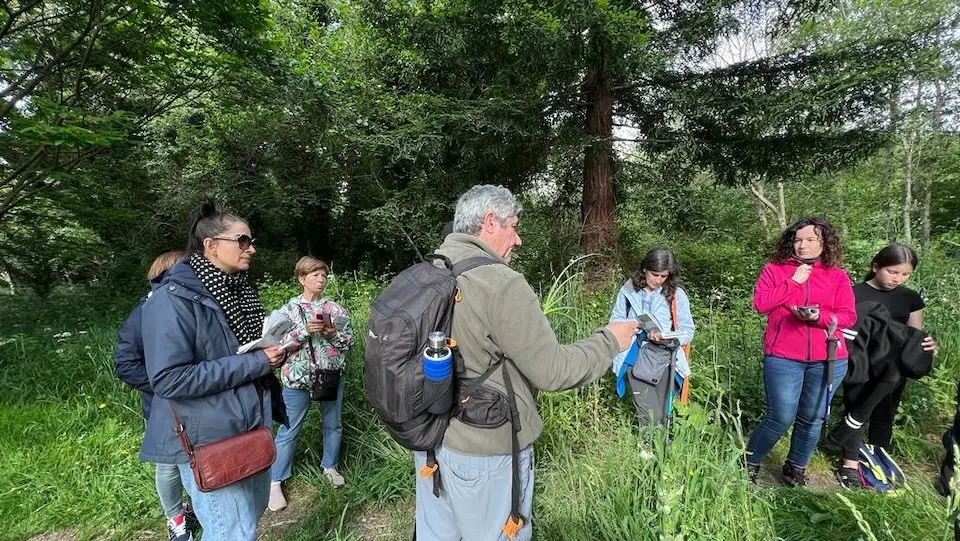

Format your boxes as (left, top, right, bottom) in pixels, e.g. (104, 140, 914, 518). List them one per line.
(610, 248, 695, 427)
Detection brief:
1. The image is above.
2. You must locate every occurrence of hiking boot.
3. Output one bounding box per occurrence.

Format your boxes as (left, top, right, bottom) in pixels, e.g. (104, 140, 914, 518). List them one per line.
(747, 463, 760, 484)
(781, 462, 807, 487)
(837, 467, 862, 489)
(324, 467, 346, 487)
(166, 513, 193, 541)
(268, 481, 287, 511)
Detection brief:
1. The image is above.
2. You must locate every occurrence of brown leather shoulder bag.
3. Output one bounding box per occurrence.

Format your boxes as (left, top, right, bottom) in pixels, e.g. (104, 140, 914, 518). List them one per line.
(170, 383, 276, 492)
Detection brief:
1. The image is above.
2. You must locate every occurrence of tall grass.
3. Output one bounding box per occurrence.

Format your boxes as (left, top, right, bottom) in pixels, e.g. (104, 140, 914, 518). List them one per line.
(0, 257, 958, 540)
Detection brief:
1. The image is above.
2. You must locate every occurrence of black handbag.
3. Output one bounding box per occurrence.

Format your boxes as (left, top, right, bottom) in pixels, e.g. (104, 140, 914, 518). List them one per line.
(310, 366, 341, 401)
(297, 305, 343, 401)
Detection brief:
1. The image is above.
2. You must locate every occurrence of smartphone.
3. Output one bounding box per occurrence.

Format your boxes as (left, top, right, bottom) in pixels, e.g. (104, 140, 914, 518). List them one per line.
(317, 313, 333, 329)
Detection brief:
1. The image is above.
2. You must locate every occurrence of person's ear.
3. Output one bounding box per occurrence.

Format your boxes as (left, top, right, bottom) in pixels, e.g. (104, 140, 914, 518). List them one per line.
(482, 212, 497, 233)
(203, 237, 217, 256)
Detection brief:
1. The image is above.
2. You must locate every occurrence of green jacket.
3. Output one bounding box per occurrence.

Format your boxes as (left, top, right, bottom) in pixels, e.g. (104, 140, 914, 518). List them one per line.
(437, 233, 618, 455)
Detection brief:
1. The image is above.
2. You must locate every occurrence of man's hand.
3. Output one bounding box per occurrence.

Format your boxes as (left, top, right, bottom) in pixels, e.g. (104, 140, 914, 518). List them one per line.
(922, 335, 938, 355)
(263, 345, 287, 369)
(606, 320, 640, 351)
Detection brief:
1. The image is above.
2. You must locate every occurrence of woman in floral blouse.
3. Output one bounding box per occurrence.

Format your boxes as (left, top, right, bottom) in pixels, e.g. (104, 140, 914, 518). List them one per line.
(268, 256, 353, 512)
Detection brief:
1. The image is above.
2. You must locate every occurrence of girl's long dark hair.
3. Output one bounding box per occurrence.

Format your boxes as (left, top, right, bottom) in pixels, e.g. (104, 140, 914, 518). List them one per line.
(772, 217, 843, 268)
(864, 244, 918, 281)
(631, 247, 680, 302)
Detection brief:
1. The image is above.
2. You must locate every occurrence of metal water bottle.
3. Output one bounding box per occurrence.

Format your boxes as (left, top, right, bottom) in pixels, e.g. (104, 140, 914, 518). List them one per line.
(422, 331, 454, 414)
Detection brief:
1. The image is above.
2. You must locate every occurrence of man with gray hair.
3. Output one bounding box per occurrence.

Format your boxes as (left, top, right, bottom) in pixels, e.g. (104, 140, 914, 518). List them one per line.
(415, 184, 637, 540)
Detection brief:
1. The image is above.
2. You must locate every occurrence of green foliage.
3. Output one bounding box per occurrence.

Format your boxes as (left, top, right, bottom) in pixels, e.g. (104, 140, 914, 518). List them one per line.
(0, 203, 110, 297)
(0, 0, 272, 222)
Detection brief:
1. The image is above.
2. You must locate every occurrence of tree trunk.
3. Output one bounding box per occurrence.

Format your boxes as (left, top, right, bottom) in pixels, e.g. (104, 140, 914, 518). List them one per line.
(883, 147, 896, 242)
(581, 58, 615, 253)
(755, 182, 769, 232)
(776, 182, 787, 229)
(883, 85, 900, 241)
(749, 175, 787, 232)
(921, 79, 944, 253)
(902, 136, 913, 245)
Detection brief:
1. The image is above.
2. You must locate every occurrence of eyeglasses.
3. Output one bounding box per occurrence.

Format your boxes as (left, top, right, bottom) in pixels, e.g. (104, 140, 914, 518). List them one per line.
(212, 235, 256, 250)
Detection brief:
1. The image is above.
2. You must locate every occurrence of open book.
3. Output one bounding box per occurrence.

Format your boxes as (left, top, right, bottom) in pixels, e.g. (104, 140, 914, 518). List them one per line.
(237, 309, 297, 354)
(636, 313, 682, 340)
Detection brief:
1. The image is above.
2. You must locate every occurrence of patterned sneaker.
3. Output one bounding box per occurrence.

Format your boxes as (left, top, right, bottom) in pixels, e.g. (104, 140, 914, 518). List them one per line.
(837, 466, 862, 489)
(324, 467, 346, 487)
(781, 462, 807, 487)
(166, 513, 193, 541)
(268, 481, 287, 511)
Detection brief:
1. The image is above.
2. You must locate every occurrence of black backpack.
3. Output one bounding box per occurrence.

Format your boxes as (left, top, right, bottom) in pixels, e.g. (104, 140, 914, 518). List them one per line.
(365, 252, 529, 538)
(364, 253, 500, 451)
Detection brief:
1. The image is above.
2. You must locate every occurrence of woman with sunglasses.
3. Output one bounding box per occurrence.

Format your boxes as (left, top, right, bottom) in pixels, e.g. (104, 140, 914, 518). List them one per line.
(139, 202, 288, 541)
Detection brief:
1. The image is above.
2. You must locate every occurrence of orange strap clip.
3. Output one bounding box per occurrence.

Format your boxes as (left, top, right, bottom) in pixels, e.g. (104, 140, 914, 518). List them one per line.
(502, 515, 525, 539)
(418, 463, 438, 479)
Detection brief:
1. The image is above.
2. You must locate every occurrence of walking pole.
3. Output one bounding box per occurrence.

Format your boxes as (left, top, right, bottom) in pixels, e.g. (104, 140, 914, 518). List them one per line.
(822, 316, 839, 438)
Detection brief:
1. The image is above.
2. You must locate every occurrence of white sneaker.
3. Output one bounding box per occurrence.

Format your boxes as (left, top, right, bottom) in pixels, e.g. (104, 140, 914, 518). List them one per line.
(268, 481, 287, 511)
(324, 468, 345, 487)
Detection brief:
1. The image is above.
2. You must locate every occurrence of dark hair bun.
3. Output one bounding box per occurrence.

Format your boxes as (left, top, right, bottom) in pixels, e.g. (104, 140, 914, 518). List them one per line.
(188, 200, 218, 236)
(199, 200, 219, 218)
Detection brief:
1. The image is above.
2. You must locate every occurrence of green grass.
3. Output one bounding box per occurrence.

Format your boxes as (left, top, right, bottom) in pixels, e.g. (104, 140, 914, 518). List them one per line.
(0, 261, 958, 540)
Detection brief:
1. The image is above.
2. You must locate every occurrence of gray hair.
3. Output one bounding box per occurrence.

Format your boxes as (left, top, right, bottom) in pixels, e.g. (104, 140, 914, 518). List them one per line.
(453, 185, 522, 235)
(187, 201, 248, 254)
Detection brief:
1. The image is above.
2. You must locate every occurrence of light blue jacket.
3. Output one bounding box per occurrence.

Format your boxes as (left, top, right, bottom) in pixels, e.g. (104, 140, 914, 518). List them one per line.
(609, 280, 695, 395)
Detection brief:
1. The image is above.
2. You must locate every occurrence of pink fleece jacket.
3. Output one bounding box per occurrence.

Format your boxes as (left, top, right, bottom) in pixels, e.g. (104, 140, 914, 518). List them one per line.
(753, 260, 856, 362)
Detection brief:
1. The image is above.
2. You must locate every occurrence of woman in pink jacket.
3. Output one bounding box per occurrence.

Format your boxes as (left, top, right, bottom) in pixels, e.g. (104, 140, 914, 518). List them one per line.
(745, 217, 856, 487)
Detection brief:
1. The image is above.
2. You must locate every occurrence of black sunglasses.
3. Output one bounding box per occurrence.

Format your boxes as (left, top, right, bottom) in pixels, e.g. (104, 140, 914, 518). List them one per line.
(212, 235, 256, 250)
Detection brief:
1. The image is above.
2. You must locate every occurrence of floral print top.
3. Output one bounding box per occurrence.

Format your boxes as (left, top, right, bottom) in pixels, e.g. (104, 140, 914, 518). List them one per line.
(278, 294, 353, 390)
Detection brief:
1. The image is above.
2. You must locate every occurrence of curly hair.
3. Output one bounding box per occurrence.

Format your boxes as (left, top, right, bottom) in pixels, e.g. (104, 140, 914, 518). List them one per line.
(772, 217, 843, 268)
(630, 247, 680, 302)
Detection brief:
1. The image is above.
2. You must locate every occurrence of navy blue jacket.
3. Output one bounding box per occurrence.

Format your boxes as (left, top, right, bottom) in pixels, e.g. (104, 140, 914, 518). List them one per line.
(114, 275, 166, 420)
(139, 259, 285, 464)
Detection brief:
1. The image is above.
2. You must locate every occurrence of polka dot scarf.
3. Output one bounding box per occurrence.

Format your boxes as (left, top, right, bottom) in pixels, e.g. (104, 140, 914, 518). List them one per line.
(189, 252, 265, 346)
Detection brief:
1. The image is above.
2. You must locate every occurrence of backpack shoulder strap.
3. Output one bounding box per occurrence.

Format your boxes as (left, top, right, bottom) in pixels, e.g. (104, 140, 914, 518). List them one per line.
(670, 295, 679, 332)
(670, 292, 692, 405)
(452, 255, 502, 276)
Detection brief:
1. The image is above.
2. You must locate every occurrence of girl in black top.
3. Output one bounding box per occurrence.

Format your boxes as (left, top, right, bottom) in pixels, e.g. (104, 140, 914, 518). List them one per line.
(857, 244, 936, 451)
(825, 244, 938, 487)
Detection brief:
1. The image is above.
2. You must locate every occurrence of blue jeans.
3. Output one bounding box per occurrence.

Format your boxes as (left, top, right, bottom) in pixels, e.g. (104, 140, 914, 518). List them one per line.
(271, 379, 345, 482)
(414, 445, 534, 541)
(155, 462, 184, 518)
(177, 464, 269, 541)
(746, 356, 848, 468)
